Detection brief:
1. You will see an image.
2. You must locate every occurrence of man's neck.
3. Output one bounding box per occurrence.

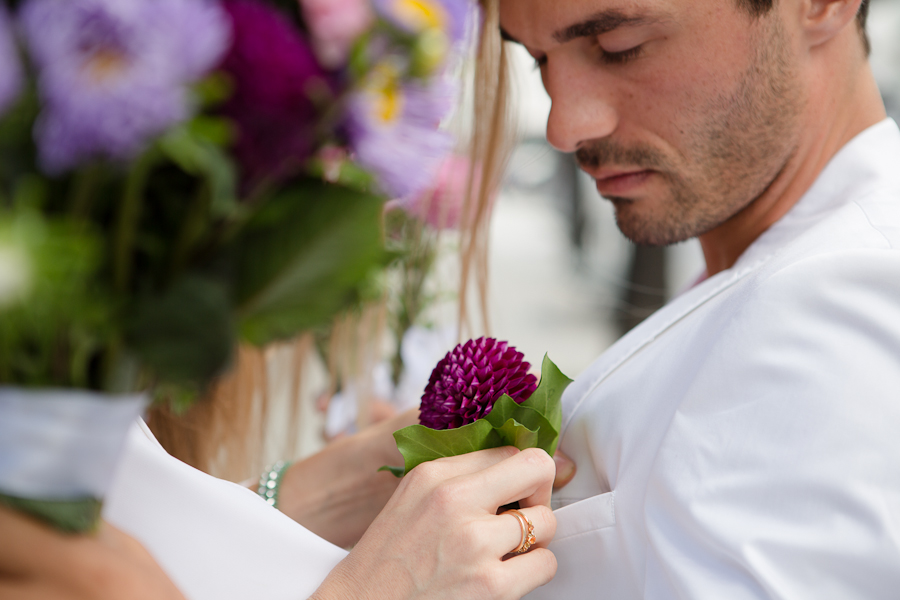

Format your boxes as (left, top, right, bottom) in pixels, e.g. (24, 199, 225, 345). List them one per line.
(698, 64, 887, 277)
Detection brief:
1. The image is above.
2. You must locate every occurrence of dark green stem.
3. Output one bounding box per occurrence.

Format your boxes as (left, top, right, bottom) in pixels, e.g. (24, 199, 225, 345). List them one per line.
(68, 163, 102, 222)
(113, 153, 154, 293)
(168, 179, 210, 284)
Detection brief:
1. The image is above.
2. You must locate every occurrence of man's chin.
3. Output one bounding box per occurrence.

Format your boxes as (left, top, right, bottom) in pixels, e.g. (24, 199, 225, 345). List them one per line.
(610, 201, 698, 247)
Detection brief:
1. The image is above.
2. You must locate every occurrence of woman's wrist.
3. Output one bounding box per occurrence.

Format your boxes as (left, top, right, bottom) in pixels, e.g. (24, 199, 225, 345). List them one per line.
(277, 409, 417, 547)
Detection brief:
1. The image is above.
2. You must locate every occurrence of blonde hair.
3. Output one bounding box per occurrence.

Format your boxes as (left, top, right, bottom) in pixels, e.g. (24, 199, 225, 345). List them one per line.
(149, 1, 515, 479)
(458, 0, 514, 336)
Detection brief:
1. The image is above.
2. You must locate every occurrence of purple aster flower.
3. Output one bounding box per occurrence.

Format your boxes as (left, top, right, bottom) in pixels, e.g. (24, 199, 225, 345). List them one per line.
(219, 0, 334, 185)
(19, 0, 231, 173)
(373, 0, 472, 45)
(349, 69, 455, 199)
(419, 337, 538, 430)
(0, 8, 22, 116)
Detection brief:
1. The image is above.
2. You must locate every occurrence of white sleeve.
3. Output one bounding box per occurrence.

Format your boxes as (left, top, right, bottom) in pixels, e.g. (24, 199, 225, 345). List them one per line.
(643, 251, 900, 600)
(103, 421, 348, 600)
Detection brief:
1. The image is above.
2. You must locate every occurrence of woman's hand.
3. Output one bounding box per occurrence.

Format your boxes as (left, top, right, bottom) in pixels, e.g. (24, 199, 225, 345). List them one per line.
(276, 408, 576, 548)
(276, 408, 419, 548)
(0, 504, 186, 600)
(312, 446, 559, 600)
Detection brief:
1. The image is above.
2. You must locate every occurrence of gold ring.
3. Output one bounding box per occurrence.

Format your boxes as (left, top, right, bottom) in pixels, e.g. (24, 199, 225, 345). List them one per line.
(502, 509, 536, 554)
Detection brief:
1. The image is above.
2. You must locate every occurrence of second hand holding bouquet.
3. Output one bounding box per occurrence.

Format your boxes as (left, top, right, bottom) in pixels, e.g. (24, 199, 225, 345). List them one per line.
(383, 337, 573, 477)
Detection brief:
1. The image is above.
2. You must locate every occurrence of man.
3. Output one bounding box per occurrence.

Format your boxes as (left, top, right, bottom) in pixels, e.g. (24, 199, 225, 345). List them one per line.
(496, 0, 900, 597)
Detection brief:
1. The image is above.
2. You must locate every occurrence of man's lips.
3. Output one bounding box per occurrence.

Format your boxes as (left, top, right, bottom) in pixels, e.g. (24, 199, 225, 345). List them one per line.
(592, 169, 654, 197)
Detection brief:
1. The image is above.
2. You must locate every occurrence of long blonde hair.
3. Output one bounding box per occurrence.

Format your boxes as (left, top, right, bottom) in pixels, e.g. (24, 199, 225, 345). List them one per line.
(458, 0, 514, 336)
(149, 0, 515, 480)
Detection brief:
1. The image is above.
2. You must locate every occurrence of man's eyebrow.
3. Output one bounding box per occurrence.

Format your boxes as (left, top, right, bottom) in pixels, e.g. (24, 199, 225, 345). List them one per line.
(499, 11, 660, 47)
(553, 11, 659, 44)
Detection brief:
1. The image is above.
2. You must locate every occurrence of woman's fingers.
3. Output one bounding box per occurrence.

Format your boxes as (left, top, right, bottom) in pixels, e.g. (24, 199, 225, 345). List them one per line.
(497, 548, 559, 599)
(425, 446, 521, 478)
(552, 449, 576, 490)
(491, 504, 556, 556)
(454, 447, 555, 511)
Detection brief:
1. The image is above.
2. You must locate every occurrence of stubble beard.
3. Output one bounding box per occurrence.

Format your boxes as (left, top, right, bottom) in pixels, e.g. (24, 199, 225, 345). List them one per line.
(577, 18, 805, 247)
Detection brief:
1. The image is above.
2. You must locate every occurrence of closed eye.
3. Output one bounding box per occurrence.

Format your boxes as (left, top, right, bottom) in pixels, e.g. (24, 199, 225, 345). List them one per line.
(533, 45, 643, 70)
(599, 45, 643, 65)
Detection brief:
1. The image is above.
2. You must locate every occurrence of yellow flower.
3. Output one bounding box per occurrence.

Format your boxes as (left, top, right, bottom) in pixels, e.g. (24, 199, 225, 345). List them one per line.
(365, 62, 405, 125)
(389, 0, 447, 33)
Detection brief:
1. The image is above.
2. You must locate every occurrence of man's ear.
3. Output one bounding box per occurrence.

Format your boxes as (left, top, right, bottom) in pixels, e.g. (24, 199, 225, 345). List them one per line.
(801, 0, 864, 48)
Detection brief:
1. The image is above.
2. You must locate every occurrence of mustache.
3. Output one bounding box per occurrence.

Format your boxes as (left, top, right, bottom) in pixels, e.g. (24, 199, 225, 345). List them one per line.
(575, 138, 667, 171)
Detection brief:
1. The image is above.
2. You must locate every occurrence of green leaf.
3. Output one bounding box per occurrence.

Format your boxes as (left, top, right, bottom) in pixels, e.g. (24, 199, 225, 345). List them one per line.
(378, 465, 406, 478)
(386, 355, 573, 476)
(158, 125, 238, 218)
(391, 420, 502, 475)
(495, 418, 539, 450)
(234, 180, 387, 346)
(0, 493, 102, 534)
(126, 276, 235, 387)
(192, 72, 235, 109)
(519, 354, 572, 455)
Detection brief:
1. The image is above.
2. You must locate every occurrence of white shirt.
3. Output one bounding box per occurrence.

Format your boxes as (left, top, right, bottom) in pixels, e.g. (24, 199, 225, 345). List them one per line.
(526, 119, 900, 599)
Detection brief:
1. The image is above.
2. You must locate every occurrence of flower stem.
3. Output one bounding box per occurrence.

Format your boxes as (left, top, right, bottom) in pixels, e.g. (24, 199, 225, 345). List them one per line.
(113, 152, 155, 293)
(68, 163, 102, 223)
(168, 179, 210, 284)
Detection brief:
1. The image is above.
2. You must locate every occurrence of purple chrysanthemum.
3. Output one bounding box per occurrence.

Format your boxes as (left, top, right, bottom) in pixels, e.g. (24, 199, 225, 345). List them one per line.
(19, 0, 231, 173)
(419, 337, 538, 430)
(218, 0, 334, 185)
(348, 71, 455, 199)
(0, 8, 22, 117)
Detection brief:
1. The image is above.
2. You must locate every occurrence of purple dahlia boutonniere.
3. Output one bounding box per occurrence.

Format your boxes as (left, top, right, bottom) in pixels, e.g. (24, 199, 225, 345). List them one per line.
(382, 338, 573, 477)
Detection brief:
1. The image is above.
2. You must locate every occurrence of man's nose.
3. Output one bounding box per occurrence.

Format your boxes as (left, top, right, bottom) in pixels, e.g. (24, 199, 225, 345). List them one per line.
(544, 64, 618, 154)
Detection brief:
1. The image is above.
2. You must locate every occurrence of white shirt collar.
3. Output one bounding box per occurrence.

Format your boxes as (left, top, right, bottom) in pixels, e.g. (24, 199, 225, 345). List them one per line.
(732, 117, 900, 271)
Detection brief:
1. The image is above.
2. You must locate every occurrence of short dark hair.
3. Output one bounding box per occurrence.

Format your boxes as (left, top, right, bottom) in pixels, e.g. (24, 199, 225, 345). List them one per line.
(738, 0, 871, 55)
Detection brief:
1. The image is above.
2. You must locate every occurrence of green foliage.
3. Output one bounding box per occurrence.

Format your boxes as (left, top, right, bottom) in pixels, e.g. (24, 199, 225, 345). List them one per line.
(0, 493, 103, 534)
(0, 210, 116, 388)
(384, 355, 574, 476)
(235, 179, 388, 346)
(126, 276, 235, 387)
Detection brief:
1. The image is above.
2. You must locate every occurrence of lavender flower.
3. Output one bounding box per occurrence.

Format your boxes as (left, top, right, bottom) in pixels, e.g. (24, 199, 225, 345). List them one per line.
(373, 0, 472, 44)
(219, 0, 334, 185)
(419, 337, 538, 430)
(349, 66, 454, 199)
(0, 8, 22, 117)
(19, 0, 230, 173)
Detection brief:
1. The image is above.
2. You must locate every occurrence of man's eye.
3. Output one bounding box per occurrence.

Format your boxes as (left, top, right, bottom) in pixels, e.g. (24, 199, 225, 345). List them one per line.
(600, 45, 643, 65)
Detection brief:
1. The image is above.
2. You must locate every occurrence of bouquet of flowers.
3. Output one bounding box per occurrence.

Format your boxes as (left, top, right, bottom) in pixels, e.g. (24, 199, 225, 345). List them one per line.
(383, 338, 573, 477)
(0, 0, 475, 531)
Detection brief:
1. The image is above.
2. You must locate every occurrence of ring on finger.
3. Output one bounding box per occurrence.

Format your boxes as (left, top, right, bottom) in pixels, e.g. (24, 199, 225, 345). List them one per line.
(502, 509, 536, 554)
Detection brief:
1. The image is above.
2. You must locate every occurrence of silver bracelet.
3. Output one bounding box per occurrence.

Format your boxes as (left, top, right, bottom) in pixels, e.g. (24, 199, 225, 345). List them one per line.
(256, 460, 292, 508)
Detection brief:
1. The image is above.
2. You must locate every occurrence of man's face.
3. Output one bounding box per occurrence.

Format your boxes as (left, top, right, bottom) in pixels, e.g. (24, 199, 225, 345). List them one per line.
(499, 0, 806, 246)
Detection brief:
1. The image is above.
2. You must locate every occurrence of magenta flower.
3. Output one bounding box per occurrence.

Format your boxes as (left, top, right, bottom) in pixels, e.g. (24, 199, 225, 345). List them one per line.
(19, 0, 230, 173)
(300, 0, 374, 69)
(219, 0, 334, 185)
(419, 337, 538, 430)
